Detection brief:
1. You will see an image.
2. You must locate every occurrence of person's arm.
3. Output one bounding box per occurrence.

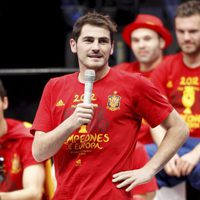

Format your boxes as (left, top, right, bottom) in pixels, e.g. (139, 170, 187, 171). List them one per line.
(0, 164, 45, 200)
(150, 125, 166, 146)
(112, 109, 189, 192)
(32, 103, 94, 162)
(150, 124, 182, 177)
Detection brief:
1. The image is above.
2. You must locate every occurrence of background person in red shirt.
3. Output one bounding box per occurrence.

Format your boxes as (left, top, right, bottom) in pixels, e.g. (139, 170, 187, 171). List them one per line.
(115, 14, 172, 144)
(147, 0, 200, 192)
(0, 79, 45, 200)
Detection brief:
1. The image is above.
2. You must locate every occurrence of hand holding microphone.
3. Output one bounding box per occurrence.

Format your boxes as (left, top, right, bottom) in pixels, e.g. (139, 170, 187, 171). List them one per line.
(70, 70, 96, 129)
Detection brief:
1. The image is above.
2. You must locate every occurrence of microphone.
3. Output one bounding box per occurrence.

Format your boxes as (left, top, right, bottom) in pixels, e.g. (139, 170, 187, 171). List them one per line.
(83, 69, 95, 104)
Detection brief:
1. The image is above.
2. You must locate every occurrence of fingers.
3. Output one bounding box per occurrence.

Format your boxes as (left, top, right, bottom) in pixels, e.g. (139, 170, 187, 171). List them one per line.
(165, 162, 180, 177)
(112, 171, 136, 192)
(165, 154, 181, 177)
(112, 170, 150, 192)
(177, 160, 194, 176)
(70, 103, 94, 128)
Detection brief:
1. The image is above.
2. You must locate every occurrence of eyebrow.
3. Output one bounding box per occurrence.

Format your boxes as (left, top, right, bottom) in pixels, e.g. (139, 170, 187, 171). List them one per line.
(82, 36, 110, 40)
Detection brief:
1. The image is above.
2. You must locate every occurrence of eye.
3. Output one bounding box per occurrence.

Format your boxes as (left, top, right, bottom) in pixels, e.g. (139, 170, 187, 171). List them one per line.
(99, 38, 109, 44)
(83, 37, 93, 43)
(143, 36, 151, 41)
(131, 38, 139, 43)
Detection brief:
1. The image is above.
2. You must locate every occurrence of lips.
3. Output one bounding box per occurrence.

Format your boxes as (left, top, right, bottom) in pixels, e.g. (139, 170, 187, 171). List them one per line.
(88, 55, 102, 58)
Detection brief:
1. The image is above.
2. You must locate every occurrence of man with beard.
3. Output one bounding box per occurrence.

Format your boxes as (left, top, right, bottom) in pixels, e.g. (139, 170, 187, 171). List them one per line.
(31, 11, 188, 200)
(147, 0, 200, 192)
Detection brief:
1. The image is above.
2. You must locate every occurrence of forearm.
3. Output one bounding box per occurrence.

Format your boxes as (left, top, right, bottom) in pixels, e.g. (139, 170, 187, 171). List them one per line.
(0, 188, 43, 200)
(32, 117, 77, 162)
(150, 125, 166, 146)
(145, 124, 188, 175)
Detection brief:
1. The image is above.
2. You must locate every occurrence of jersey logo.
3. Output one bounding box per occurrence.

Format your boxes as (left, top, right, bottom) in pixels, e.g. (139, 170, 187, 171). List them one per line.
(106, 91, 121, 111)
(56, 100, 65, 107)
(11, 154, 21, 174)
(166, 80, 173, 88)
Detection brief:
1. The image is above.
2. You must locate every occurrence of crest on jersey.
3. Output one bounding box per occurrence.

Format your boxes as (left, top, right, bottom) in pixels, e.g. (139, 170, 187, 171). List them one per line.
(11, 154, 21, 174)
(107, 91, 121, 111)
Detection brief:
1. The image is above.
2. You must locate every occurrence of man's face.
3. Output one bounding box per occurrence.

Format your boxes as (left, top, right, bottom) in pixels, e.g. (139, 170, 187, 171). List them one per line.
(175, 15, 200, 55)
(130, 28, 164, 64)
(70, 24, 114, 71)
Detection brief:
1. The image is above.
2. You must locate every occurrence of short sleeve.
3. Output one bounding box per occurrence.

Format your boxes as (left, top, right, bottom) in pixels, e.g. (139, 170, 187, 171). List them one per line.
(134, 76, 173, 128)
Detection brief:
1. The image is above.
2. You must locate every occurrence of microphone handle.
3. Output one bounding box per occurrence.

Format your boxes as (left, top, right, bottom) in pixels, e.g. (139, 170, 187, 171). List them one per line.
(83, 81, 93, 104)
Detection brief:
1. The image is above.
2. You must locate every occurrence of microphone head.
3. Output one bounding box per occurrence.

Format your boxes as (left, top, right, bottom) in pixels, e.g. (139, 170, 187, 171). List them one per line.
(84, 69, 95, 82)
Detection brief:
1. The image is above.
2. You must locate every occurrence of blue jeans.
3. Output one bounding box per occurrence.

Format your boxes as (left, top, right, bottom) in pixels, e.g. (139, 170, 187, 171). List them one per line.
(146, 137, 200, 190)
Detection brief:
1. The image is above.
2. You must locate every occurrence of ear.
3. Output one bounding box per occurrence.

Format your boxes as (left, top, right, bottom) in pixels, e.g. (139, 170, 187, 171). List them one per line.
(70, 38, 77, 53)
(110, 42, 114, 55)
(159, 37, 166, 49)
(2, 97, 8, 110)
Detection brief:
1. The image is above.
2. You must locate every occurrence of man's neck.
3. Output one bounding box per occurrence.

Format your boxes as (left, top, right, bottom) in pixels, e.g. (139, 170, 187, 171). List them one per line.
(0, 119, 7, 137)
(78, 66, 110, 83)
(183, 53, 200, 68)
(140, 56, 163, 72)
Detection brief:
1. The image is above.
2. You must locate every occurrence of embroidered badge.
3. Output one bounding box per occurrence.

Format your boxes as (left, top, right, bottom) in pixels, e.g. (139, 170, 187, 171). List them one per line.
(56, 100, 65, 107)
(166, 80, 173, 88)
(106, 91, 121, 111)
(11, 154, 21, 174)
(75, 159, 81, 167)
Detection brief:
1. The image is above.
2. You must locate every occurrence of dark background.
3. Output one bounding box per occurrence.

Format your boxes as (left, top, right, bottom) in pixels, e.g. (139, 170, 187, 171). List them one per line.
(0, 0, 182, 122)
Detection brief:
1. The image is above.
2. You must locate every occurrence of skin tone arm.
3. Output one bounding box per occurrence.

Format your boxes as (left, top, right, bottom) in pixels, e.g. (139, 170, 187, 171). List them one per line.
(151, 122, 200, 177)
(0, 164, 45, 200)
(32, 103, 94, 162)
(112, 109, 189, 192)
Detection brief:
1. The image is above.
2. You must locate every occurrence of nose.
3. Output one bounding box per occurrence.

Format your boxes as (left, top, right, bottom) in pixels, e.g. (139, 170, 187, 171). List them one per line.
(183, 32, 190, 41)
(91, 40, 100, 51)
(138, 40, 145, 48)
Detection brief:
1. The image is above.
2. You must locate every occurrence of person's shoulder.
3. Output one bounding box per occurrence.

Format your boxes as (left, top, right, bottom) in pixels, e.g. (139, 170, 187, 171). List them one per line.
(162, 52, 182, 63)
(111, 67, 142, 81)
(46, 72, 78, 88)
(49, 72, 78, 83)
(113, 61, 139, 72)
(6, 118, 33, 139)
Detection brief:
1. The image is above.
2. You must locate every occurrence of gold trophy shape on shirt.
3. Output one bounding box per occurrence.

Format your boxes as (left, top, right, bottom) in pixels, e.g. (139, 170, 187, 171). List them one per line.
(182, 86, 195, 114)
(79, 125, 88, 133)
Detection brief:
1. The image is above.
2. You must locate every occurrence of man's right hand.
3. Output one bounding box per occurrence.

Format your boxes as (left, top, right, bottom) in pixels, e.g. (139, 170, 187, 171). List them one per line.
(69, 103, 94, 129)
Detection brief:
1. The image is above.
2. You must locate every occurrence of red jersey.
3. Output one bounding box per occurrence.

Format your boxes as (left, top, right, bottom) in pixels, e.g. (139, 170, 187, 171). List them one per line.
(115, 62, 152, 78)
(115, 62, 153, 144)
(151, 53, 200, 138)
(0, 119, 38, 191)
(32, 68, 172, 200)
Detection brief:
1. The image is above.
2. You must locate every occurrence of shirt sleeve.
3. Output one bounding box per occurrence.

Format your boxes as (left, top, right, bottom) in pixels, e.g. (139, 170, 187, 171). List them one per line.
(134, 76, 173, 128)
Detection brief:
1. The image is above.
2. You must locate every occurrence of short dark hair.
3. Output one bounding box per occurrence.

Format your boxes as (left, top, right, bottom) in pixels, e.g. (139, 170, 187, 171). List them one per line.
(175, 0, 200, 18)
(0, 80, 7, 99)
(71, 11, 117, 43)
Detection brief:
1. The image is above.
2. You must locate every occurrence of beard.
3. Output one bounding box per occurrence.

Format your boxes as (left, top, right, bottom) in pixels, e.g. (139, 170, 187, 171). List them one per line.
(180, 42, 200, 55)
